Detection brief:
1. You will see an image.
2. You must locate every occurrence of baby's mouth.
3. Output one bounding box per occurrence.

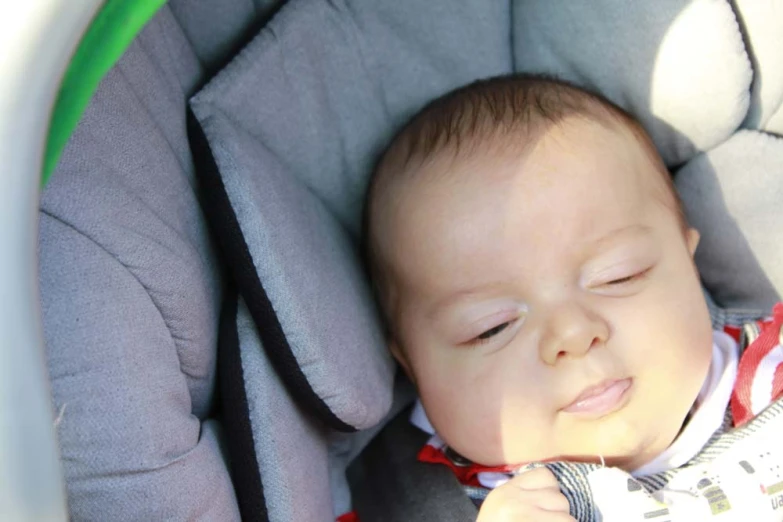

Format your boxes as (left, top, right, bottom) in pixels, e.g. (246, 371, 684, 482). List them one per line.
(561, 378, 633, 418)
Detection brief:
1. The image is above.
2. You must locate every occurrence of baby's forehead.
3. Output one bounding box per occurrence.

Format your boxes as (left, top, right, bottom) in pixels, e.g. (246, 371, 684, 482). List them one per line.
(374, 116, 677, 253)
(394, 115, 662, 195)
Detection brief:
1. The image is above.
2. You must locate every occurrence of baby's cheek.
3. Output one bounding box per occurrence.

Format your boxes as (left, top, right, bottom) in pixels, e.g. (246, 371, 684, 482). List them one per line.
(422, 374, 510, 464)
(468, 389, 554, 465)
(674, 326, 714, 402)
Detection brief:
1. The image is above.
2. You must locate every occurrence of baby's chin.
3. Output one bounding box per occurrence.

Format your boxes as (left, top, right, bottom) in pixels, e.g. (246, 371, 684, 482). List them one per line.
(454, 421, 681, 470)
(462, 446, 659, 471)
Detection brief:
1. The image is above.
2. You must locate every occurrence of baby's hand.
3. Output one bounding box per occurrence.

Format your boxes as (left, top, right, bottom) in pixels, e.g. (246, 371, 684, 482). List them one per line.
(476, 467, 576, 522)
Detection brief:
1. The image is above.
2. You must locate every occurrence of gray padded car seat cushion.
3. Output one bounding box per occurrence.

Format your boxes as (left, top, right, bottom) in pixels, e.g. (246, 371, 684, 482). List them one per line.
(37, 1, 287, 519)
(676, 130, 783, 310)
(38, 6, 239, 520)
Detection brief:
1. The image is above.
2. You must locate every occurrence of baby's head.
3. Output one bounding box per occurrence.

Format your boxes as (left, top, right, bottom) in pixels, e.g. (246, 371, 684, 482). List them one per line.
(364, 75, 714, 470)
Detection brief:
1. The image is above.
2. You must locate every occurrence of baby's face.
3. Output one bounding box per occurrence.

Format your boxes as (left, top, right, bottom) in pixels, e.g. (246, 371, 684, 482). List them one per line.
(380, 117, 714, 469)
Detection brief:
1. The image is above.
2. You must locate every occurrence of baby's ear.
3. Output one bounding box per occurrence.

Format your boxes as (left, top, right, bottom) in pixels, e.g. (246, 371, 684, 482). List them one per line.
(686, 228, 700, 257)
(389, 340, 415, 384)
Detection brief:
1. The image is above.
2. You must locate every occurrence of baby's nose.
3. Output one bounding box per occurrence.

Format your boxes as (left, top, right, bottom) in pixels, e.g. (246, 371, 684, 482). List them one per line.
(537, 303, 609, 365)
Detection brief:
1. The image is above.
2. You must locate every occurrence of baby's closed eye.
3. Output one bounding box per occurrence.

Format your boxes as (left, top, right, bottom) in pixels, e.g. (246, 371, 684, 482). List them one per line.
(456, 306, 527, 347)
(603, 267, 652, 286)
(474, 321, 513, 343)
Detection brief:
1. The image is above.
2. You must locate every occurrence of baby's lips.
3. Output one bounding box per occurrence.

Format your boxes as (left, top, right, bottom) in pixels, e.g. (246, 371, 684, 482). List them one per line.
(562, 378, 633, 416)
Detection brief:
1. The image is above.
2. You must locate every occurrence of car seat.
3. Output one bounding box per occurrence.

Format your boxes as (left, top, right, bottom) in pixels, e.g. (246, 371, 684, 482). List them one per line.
(6, 0, 783, 520)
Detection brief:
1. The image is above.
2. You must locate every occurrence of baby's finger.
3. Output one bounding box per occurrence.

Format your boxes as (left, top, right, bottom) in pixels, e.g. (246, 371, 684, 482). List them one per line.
(508, 466, 559, 490)
(532, 488, 571, 513)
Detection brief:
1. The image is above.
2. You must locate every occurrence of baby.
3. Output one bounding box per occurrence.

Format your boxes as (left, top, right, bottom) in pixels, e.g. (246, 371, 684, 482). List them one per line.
(363, 75, 783, 521)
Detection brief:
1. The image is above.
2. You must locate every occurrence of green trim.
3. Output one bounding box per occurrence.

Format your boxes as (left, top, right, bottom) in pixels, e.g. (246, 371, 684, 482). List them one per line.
(42, 0, 166, 186)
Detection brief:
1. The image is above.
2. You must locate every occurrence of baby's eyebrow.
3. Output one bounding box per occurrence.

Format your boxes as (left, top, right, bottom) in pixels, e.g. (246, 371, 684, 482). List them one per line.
(586, 224, 653, 254)
(428, 283, 509, 317)
(429, 226, 654, 315)
(430, 226, 653, 314)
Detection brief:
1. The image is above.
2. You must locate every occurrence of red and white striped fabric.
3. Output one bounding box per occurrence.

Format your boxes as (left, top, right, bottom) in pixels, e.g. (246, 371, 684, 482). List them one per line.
(418, 434, 517, 488)
(729, 303, 783, 426)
